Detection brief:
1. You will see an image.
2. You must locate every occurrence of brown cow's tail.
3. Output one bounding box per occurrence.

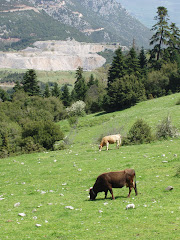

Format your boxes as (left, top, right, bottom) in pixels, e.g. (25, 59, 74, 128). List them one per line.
(134, 171, 138, 196)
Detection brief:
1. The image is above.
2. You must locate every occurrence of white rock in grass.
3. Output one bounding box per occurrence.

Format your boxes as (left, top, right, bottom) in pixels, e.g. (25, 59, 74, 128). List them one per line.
(33, 216, 37, 220)
(35, 224, 41, 227)
(126, 204, 135, 210)
(41, 191, 46, 194)
(0, 198, 5, 200)
(165, 186, 173, 191)
(18, 213, 26, 217)
(65, 206, 74, 210)
(98, 210, 103, 213)
(14, 202, 20, 207)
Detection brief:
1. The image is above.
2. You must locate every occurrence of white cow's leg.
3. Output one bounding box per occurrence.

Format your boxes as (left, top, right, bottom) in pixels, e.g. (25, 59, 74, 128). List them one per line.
(106, 142, 109, 150)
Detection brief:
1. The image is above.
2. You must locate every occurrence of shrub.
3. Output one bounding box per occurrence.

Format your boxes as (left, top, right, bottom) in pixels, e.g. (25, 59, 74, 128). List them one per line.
(20, 137, 45, 153)
(0, 121, 22, 155)
(53, 140, 67, 151)
(22, 120, 64, 150)
(68, 116, 78, 127)
(126, 119, 154, 145)
(176, 98, 180, 105)
(156, 116, 179, 139)
(174, 165, 180, 178)
(66, 101, 86, 117)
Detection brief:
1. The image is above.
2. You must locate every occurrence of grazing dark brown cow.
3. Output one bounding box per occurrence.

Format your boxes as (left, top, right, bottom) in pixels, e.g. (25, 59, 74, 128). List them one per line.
(89, 169, 137, 200)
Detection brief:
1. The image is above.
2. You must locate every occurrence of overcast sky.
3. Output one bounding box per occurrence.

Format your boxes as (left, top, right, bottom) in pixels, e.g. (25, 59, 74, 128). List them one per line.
(118, 0, 180, 28)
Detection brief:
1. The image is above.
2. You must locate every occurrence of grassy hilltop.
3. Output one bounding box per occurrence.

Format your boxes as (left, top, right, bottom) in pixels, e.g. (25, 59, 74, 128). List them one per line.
(0, 93, 180, 239)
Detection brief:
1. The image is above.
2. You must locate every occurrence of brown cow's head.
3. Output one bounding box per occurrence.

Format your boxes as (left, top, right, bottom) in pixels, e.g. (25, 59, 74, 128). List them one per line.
(99, 145, 102, 151)
(89, 187, 97, 200)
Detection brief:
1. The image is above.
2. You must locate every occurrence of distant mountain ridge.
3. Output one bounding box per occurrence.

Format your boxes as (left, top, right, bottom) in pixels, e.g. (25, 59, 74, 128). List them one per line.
(0, 0, 152, 50)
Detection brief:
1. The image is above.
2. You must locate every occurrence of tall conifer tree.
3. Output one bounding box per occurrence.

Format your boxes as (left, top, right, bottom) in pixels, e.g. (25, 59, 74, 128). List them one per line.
(125, 47, 140, 76)
(22, 69, 40, 96)
(74, 67, 87, 101)
(107, 47, 127, 87)
(61, 84, 71, 106)
(150, 6, 170, 61)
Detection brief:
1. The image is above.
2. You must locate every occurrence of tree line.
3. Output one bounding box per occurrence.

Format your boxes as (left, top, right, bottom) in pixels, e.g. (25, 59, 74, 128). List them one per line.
(0, 6, 179, 157)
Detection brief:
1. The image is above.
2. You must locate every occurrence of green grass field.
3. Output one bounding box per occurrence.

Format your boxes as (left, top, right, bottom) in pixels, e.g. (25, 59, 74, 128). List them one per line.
(1, 93, 180, 239)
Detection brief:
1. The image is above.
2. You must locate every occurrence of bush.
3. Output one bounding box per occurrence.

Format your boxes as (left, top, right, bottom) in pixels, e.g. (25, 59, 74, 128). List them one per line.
(126, 119, 154, 145)
(53, 140, 67, 151)
(174, 165, 180, 178)
(20, 136, 45, 153)
(22, 120, 64, 150)
(176, 98, 180, 105)
(68, 116, 78, 127)
(66, 100, 86, 117)
(156, 116, 179, 139)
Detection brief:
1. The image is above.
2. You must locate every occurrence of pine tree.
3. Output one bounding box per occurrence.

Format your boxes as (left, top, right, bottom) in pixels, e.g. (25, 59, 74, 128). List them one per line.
(166, 23, 180, 64)
(70, 89, 76, 103)
(74, 67, 87, 101)
(150, 6, 170, 61)
(61, 84, 71, 106)
(87, 74, 95, 87)
(51, 83, 61, 98)
(44, 83, 51, 98)
(125, 47, 140, 76)
(138, 47, 148, 75)
(168, 23, 180, 52)
(103, 75, 146, 112)
(22, 69, 40, 96)
(0, 88, 10, 102)
(107, 47, 127, 87)
(13, 81, 22, 92)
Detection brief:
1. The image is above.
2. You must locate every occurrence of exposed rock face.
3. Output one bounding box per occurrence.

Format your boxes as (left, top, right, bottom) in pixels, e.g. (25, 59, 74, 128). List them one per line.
(0, 40, 118, 71)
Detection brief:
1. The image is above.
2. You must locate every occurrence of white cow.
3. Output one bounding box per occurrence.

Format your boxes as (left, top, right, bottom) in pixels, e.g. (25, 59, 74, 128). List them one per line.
(99, 134, 121, 151)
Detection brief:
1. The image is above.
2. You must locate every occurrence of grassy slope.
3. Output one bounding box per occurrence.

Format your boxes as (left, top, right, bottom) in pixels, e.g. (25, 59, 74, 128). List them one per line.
(0, 93, 180, 239)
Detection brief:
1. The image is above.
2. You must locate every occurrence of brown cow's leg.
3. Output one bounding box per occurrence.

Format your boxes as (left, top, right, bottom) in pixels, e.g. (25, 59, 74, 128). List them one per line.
(105, 190, 108, 199)
(109, 189, 115, 200)
(133, 181, 138, 195)
(127, 187, 132, 198)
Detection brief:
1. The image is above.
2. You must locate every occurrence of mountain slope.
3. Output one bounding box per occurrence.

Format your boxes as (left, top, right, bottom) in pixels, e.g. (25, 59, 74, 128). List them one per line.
(0, 0, 152, 50)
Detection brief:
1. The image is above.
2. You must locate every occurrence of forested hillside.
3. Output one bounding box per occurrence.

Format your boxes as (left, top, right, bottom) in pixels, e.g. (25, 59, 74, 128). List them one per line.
(0, 0, 152, 50)
(0, 6, 179, 158)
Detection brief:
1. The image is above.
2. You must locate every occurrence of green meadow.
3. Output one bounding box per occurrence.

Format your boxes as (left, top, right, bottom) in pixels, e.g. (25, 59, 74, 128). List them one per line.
(1, 93, 180, 239)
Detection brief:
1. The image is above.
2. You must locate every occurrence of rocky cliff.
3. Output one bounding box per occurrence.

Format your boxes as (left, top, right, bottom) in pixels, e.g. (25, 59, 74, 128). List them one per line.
(0, 40, 119, 71)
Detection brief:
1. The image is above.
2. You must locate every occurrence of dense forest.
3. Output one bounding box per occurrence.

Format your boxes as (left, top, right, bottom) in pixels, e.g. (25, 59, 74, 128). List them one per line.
(0, 7, 179, 157)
